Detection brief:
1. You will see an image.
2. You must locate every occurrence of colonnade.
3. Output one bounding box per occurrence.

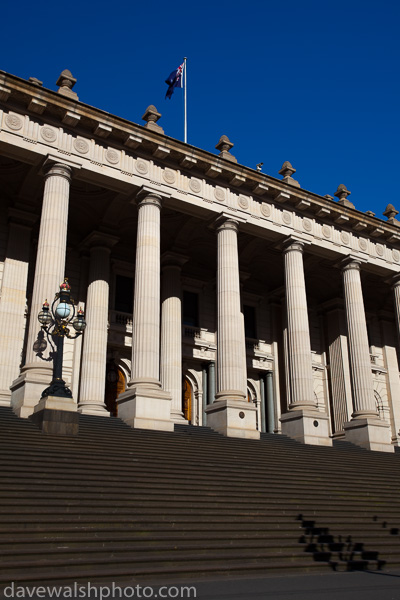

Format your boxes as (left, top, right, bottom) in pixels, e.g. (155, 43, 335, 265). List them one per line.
(5, 161, 400, 450)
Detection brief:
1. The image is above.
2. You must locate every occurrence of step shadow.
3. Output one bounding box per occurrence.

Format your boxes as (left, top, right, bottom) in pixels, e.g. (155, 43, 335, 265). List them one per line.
(296, 514, 386, 572)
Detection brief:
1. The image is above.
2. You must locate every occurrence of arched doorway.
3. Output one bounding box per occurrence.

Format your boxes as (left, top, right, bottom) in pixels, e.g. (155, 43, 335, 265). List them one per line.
(182, 378, 192, 423)
(105, 364, 126, 416)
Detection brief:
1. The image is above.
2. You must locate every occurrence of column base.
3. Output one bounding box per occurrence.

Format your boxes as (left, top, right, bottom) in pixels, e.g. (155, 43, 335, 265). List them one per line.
(280, 409, 332, 446)
(170, 409, 188, 425)
(205, 398, 260, 440)
(78, 403, 110, 417)
(10, 364, 52, 418)
(117, 386, 173, 432)
(343, 417, 394, 452)
(0, 390, 11, 407)
(29, 395, 79, 436)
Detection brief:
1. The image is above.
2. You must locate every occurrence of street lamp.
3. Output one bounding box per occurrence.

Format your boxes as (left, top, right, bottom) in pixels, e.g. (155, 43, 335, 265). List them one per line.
(38, 278, 86, 399)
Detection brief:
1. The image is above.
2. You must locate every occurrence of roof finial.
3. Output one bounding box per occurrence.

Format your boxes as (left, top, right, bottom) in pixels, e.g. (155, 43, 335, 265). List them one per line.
(334, 184, 354, 209)
(278, 161, 300, 188)
(142, 105, 164, 134)
(215, 135, 237, 163)
(56, 69, 78, 100)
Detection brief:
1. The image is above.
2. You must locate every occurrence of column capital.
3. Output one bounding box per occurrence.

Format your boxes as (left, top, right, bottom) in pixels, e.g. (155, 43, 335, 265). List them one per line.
(391, 273, 400, 289)
(79, 231, 120, 252)
(135, 185, 170, 209)
(340, 255, 366, 272)
(282, 235, 308, 254)
(8, 207, 37, 229)
(42, 154, 82, 181)
(161, 251, 189, 269)
(213, 212, 246, 233)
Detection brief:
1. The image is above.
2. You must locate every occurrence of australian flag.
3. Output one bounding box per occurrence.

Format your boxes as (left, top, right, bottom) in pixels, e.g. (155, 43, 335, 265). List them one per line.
(165, 63, 184, 99)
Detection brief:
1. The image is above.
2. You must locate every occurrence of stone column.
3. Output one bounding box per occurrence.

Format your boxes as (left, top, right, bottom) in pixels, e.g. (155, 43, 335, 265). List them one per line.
(380, 311, 400, 446)
(160, 253, 187, 423)
(10, 160, 78, 418)
(325, 305, 353, 435)
(0, 209, 35, 405)
(205, 215, 258, 439)
(392, 275, 400, 346)
(342, 257, 392, 451)
(78, 233, 118, 416)
(117, 187, 172, 431)
(280, 238, 331, 445)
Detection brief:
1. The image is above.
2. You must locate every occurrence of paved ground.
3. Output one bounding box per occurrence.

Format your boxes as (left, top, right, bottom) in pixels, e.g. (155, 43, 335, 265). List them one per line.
(2, 571, 400, 600)
(191, 570, 400, 600)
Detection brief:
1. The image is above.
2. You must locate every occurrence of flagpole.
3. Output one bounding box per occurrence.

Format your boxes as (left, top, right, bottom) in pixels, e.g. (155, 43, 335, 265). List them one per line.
(183, 57, 187, 143)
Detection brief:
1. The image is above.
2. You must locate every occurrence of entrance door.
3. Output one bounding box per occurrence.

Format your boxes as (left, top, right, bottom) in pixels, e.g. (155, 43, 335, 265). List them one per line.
(182, 379, 192, 423)
(105, 365, 126, 416)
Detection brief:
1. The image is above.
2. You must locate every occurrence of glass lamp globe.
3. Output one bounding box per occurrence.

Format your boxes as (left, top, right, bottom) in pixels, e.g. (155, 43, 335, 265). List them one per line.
(38, 300, 52, 326)
(72, 309, 86, 332)
(55, 302, 71, 319)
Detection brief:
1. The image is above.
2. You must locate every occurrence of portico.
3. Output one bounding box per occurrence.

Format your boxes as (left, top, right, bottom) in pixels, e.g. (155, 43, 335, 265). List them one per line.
(0, 68, 400, 451)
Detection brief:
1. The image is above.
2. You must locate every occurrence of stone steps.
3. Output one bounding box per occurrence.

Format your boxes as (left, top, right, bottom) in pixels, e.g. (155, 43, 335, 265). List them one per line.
(0, 406, 400, 584)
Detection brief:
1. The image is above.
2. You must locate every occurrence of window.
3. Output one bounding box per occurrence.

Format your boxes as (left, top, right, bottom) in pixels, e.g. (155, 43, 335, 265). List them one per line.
(114, 275, 133, 313)
(243, 305, 257, 339)
(183, 291, 199, 327)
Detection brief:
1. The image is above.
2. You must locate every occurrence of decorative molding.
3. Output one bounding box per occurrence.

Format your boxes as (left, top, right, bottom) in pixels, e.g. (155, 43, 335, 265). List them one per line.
(5, 113, 23, 130)
(73, 138, 89, 154)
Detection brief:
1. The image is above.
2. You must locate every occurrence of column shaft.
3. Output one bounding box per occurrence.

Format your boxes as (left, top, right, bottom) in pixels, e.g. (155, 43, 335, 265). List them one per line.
(10, 162, 73, 417)
(283, 240, 315, 409)
(160, 262, 185, 421)
(342, 259, 376, 417)
(26, 164, 72, 366)
(78, 245, 111, 415)
(216, 219, 247, 400)
(205, 216, 258, 439)
(0, 222, 31, 403)
(117, 190, 172, 432)
(131, 196, 162, 388)
(392, 277, 400, 346)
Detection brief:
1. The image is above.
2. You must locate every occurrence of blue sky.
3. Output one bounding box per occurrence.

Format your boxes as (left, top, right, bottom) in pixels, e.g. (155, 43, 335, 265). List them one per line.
(2, 0, 399, 219)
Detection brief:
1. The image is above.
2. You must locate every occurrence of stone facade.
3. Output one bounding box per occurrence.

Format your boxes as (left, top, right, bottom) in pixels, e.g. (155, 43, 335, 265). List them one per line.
(1, 69, 400, 451)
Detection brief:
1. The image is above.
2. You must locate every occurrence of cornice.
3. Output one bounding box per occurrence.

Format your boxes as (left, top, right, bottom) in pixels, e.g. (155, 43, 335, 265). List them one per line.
(1, 70, 400, 247)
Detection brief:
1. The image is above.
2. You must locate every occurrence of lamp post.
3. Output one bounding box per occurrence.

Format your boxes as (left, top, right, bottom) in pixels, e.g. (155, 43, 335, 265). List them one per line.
(38, 279, 86, 400)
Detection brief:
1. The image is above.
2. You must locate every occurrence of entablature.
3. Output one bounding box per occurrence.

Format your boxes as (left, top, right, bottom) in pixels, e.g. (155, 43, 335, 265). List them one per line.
(1, 71, 400, 278)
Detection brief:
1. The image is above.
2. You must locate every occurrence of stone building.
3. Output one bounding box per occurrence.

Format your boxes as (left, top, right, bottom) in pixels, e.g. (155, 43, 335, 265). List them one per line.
(1, 68, 400, 452)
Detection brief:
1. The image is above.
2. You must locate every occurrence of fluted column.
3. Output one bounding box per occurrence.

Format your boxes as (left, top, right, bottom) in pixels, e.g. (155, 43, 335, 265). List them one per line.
(79, 234, 118, 415)
(280, 237, 331, 446)
(283, 239, 315, 409)
(205, 215, 258, 439)
(341, 257, 392, 452)
(160, 253, 187, 422)
(392, 275, 400, 347)
(131, 193, 162, 387)
(341, 258, 377, 418)
(0, 211, 35, 405)
(10, 160, 77, 418)
(117, 187, 172, 432)
(216, 218, 247, 401)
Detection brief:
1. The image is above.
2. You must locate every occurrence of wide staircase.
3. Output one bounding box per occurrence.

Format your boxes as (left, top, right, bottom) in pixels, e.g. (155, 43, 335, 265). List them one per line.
(0, 405, 400, 586)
